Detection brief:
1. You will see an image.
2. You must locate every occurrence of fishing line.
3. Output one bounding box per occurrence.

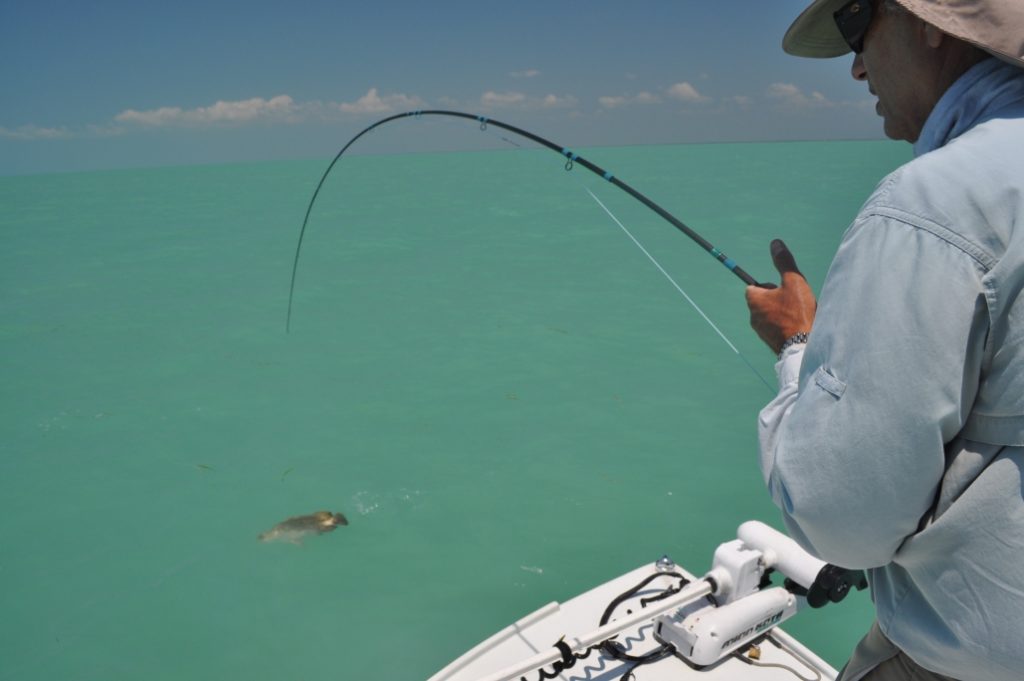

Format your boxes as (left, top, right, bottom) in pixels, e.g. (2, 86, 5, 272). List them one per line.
(444, 116, 772, 391)
(287, 110, 761, 333)
(576, 185, 774, 392)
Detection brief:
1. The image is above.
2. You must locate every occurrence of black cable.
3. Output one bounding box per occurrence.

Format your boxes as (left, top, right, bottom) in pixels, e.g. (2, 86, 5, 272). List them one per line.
(516, 569, 692, 681)
(599, 571, 689, 626)
(518, 639, 600, 681)
(598, 571, 690, 666)
(519, 567, 832, 681)
(617, 646, 677, 680)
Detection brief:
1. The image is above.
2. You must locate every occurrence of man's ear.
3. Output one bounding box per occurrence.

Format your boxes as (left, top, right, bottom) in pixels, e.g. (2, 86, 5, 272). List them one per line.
(924, 22, 945, 49)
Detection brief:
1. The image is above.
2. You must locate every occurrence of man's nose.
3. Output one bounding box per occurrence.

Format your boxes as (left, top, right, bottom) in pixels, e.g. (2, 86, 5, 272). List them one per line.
(851, 53, 867, 81)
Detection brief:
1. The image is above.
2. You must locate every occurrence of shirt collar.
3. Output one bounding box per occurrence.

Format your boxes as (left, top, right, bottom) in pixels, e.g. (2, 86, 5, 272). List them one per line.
(914, 58, 1024, 158)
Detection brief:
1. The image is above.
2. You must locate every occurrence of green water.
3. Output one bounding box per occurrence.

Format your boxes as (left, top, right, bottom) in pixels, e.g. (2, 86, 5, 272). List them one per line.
(1, 139, 910, 680)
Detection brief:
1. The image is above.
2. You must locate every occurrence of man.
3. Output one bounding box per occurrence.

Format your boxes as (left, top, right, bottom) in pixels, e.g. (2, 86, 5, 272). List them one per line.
(745, 1, 1024, 680)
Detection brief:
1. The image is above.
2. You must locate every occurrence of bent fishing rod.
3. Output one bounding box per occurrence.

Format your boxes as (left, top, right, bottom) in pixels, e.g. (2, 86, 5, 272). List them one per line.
(287, 109, 760, 332)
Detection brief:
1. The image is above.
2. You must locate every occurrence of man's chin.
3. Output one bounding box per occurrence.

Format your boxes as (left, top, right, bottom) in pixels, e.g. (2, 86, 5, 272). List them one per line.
(881, 117, 914, 143)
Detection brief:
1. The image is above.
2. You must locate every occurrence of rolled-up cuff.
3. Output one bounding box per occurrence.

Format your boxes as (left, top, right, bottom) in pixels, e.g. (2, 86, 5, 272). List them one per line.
(775, 343, 805, 389)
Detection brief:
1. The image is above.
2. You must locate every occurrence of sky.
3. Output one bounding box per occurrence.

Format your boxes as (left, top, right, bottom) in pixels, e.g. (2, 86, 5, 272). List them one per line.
(0, 0, 886, 176)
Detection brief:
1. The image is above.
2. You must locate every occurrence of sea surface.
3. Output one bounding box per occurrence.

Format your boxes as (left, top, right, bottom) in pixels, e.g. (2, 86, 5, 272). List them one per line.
(1, 134, 910, 680)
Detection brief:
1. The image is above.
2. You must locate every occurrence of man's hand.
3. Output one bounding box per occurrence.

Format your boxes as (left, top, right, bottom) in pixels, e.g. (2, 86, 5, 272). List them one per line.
(746, 239, 817, 355)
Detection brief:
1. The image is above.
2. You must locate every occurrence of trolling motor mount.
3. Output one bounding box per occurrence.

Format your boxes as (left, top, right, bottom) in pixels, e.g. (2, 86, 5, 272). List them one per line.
(654, 521, 867, 666)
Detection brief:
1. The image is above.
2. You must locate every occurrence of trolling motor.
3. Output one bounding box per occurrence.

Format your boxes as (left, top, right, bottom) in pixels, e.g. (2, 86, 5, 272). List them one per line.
(654, 521, 868, 666)
(476, 521, 866, 681)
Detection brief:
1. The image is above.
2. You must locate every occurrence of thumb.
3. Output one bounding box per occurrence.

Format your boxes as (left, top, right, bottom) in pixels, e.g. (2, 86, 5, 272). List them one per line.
(770, 238, 803, 278)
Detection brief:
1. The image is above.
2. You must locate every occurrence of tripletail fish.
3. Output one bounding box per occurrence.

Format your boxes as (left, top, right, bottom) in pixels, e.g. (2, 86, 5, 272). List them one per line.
(258, 510, 348, 545)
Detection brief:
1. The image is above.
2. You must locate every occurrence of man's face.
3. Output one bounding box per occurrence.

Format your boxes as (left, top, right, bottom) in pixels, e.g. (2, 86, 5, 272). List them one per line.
(851, 3, 936, 142)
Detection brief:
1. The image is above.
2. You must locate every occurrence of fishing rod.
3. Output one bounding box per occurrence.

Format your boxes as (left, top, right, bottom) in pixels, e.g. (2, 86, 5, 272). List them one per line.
(286, 110, 761, 332)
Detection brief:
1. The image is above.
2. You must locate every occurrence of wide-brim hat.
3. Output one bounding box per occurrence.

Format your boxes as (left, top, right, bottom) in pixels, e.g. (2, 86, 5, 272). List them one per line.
(783, 0, 1024, 67)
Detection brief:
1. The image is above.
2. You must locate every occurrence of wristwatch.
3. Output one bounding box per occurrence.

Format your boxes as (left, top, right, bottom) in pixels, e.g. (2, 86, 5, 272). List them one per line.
(778, 332, 809, 359)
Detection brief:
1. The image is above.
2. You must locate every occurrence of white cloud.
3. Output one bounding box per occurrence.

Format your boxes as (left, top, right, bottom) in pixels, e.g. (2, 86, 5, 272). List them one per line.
(337, 88, 425, 114)
(8, 89, 429, 141)
(115, 95, 298, 127)
(6, 85, 581, 144)
(115, 106, 185, 126)
(601, 84, 706, 109)
(540, 93, 577, 109)
(667, 82, 710, 103)
(0, 124, 72, 140)
(481, 91, 528, 108)
(722, 95, 753, 108)
(114, 89, 426, 128)
(598, 91, 662, 109)
(84, 123, 129, 138)
(510, 69, 540, 79)
(599, 96, 628, 109)
(479, 91, 579, 111)
(768, 83, 800, 99)
(767, 83, 834, 108)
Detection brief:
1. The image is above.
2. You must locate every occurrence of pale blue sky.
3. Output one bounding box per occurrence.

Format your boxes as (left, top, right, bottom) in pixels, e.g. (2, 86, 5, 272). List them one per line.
(0, 0, 882, 175)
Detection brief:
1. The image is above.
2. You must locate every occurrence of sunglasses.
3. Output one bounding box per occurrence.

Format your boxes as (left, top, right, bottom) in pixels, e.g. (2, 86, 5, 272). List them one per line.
(833, 0, 874, 54)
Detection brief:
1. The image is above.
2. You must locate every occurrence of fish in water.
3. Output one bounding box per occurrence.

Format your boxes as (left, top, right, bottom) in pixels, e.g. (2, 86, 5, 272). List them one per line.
(258, 510, 348, 545)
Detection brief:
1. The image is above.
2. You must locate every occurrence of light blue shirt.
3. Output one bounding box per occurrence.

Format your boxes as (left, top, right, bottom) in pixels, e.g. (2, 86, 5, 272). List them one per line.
(759, 58, 1024, 681)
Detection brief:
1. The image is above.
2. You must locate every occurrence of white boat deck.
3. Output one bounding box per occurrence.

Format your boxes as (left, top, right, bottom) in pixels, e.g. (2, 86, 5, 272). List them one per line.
(429, 561, 837, 681)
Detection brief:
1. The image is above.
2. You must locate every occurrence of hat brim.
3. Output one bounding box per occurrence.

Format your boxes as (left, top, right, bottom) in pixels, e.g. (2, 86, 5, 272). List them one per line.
(783, 0, 858, 58)
(784, 0, 1024, 67)
(898, 0, 1024, 68)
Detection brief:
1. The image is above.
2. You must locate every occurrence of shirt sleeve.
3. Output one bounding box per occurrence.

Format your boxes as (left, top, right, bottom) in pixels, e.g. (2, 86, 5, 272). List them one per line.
(758, 211, 989, 569)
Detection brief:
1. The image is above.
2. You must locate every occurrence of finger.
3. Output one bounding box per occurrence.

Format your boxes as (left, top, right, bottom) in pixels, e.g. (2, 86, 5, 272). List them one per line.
(770, 238, 803, 277)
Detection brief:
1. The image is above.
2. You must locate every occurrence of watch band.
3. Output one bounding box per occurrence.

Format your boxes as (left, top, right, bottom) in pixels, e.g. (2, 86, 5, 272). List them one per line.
(778, 332, 809, 359)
